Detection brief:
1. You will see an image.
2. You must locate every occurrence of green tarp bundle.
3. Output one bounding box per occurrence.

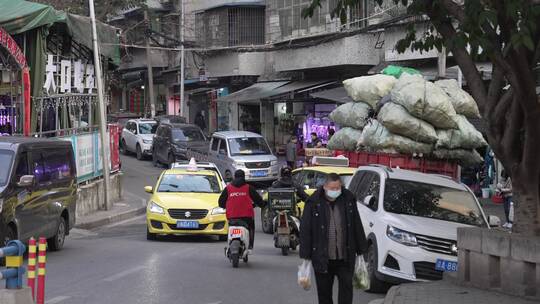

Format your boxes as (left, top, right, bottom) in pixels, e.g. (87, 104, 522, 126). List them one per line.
(382, 65, 421, 79)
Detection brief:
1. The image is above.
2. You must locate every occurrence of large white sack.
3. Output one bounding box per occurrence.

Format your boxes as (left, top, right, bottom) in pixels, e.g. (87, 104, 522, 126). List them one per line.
(359, 120, 433, 154)
(391, 73, 459, 129)
(329, 102, 371, 129)
(436, 115, 487, 149)
(377, 102, 438, 144)
(327, 127, 363, 151)
(435, 79, 480, 118)
(343, 75, 397, 108)
(433, 149, 484, 167)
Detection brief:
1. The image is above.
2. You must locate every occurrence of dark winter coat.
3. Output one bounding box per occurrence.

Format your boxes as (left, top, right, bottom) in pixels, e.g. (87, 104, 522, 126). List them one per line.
(271, 177, 309, 202)
(299, 187, 367, 273)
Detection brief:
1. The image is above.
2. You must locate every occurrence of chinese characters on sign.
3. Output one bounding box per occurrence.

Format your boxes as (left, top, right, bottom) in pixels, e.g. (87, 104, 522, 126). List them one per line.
(43, 54, 96, 94)
(0, 27, 27, 68)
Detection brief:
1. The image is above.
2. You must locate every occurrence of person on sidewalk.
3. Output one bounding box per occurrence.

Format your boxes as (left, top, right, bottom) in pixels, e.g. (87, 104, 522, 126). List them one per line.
(286, 136, 299, 169)
(497, 170, 513, 229)
(218, 170, 264, 252)
(300, 173, 367, 304)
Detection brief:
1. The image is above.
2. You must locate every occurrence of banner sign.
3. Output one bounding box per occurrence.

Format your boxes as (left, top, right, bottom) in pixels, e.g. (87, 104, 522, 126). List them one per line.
(0, 27, 27, 68)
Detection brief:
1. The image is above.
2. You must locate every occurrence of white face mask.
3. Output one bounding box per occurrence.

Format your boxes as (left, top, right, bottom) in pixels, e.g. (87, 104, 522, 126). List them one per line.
(325, 189, 341, 200)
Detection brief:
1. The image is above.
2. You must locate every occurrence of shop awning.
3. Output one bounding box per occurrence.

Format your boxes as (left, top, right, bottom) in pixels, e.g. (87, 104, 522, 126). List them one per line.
(310, 86, 353, 104)
(0, 0, 63, 34)
(267, 80, 334, 97)
(218, 81, 289, 103)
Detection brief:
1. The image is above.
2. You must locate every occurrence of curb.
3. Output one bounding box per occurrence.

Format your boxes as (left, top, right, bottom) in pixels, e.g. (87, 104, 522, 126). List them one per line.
(383, 285, 400, 304)
(75, 207, 146, 230)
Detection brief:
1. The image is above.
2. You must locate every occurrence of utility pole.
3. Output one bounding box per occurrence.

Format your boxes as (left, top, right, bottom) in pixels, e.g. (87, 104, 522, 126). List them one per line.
(89, 0, 111, 210)
(145, 10, 156, 118)
(179, 0, 185, 117)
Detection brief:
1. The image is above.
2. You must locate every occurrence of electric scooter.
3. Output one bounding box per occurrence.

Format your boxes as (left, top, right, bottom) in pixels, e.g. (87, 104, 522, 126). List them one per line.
(268, 188, 300, 256)
(224, 220, 250, 268)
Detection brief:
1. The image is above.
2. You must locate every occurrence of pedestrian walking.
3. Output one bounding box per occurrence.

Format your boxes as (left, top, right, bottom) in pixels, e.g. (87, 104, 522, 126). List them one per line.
(195, 111, 206, 131)
(497, 170, 513, 229)
(286, 136, 298, 169)
(300, 173, 367, 304)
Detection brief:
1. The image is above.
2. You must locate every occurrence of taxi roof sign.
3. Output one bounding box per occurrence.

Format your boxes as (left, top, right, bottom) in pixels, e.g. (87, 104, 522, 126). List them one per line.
(187, 158, 198, 171)
(312, 156, 349, 167)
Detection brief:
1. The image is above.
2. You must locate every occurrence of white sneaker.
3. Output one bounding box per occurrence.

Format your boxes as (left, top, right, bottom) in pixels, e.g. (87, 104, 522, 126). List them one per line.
(502, 222, 509, 228)
(247, 249, 253, 255)
(507, 223, 513, 229)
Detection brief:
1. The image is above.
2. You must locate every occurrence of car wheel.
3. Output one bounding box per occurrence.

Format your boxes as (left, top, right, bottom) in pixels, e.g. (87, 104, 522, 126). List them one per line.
(168, 153, 175, 168)
(231, 253, 240, 268)
(261, 207, 274, 234)
(136, 144, 143, 160)
(147, 227, 157, 241)
(366, 244, 389, 293)
(120, 139, 129, 155)
(281, 247, 289, 256)
(48, 217, 67, 251)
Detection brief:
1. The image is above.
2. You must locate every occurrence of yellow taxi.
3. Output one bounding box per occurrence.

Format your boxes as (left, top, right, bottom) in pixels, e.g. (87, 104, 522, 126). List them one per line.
(145, 161, 228, 240)
(261, 156, 356, 233)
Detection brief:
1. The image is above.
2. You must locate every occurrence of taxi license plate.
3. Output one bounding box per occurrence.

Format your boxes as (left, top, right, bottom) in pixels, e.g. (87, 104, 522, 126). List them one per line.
(435, 259, 458, 272)
(251, 170, 268, 177)
(177, 221, 199, 229)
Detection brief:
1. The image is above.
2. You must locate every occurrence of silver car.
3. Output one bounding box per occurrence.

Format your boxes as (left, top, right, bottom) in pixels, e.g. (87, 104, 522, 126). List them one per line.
(187, 131, 280, 182)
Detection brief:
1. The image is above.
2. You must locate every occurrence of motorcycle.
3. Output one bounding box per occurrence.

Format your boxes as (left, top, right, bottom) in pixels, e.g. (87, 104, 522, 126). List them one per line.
(224, 220, 250, 268)
(268, 188, 300, 256)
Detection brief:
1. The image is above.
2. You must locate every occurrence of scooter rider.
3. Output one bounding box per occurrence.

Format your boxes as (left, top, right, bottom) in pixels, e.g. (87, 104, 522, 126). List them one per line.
(271, 166, 309, 203)
(219, 170, 264, 252)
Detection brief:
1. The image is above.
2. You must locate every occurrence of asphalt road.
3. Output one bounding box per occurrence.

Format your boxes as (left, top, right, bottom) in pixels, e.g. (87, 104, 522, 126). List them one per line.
(42, 154, 383, 304)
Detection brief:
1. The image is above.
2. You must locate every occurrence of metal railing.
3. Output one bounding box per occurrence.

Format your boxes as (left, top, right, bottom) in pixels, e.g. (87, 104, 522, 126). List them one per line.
(0, 240, 26, 289)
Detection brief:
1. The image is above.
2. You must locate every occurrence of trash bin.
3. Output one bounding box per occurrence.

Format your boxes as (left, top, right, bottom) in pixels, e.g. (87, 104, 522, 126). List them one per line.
(481, 188, 491, 199)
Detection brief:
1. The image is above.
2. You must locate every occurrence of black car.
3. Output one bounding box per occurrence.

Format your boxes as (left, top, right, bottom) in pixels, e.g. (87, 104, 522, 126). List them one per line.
(152, 123, 208, 167)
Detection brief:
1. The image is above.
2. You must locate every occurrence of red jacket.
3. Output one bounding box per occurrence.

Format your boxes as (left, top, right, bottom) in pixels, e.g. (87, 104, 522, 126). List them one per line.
(224, 184, 255, 219)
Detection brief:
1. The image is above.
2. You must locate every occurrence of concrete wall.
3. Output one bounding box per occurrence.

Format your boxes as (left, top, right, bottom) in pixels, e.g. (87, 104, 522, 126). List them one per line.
(76, 173, 123, 218)
(457, 227, 540, 301)
(272, 33, 379, 72)
(384, 24, 440, 62)
(206, 52, 266, 77)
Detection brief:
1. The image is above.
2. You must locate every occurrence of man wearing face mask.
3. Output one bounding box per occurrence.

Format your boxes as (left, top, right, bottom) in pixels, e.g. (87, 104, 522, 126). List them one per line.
(300, 173, 367, 304)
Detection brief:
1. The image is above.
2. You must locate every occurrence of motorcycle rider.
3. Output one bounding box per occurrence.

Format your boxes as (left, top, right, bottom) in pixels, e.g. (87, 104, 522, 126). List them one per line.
(218, 170, 264, 252)
(271, 166, 309, 203)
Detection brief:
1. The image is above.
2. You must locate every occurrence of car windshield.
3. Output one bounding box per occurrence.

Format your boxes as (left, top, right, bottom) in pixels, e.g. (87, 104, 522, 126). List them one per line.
(157, 174, 221, 193)
(139, 123, 157, 135)
(383, 179, 485, 226)
(340, 174, 353, 187)
(172, 128, 205, 142)
(228, 137, 271, 156)
(0, 149, 13, 186)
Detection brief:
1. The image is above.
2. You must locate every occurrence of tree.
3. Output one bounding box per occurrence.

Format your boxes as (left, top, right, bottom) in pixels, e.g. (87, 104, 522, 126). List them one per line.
(33, 0, 144, 21)
(305, 0, 540, 235)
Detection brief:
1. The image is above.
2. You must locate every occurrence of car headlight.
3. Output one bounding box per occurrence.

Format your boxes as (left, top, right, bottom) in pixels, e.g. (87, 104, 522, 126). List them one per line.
(270, 160, 278, 166)
(143, 139, 152, 144)
(234, 161, 245, 167)
(211, 207, 226, 215)
(148, 201, 165, 214)
(386, 226, 418, 246)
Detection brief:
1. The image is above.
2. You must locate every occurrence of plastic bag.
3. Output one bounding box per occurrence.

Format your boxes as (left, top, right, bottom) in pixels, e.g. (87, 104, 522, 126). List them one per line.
(436, 115, 487, 149)
(328, 102, 371, 129)
(432, 148, 484, 167)
(297, 259, 313, 291)
(391, 73, 458, 129)
(360, 120, 433, 155)
(326, 127, 363, 151)
(353, 255, 370, 290)
(377, 102, 438, 144)
(382, 65, 421, 78)
(435, 79, 480, 118)
(343, 75, 397, 108)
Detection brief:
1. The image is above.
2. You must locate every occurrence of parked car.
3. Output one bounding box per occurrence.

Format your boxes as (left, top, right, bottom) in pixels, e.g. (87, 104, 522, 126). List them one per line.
(0, 137, 77, 251)
(186, 131, 280, 184)
(348, 165, 500, 292)
(152, 123, 207, 167)
(107, 112, 140, 129)
(120, 119, 157, 160)
(261, 160, 356, 234)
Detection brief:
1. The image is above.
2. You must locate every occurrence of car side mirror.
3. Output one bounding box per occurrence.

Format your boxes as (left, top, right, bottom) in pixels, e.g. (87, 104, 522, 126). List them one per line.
(144, 186, 153, 193)
(363, 195, 376, 208)
(17, 175, 34, 187)
(488, 215, 501, 228)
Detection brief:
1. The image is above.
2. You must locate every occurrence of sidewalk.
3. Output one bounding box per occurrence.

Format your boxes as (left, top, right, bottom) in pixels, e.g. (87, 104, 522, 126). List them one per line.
(75, 194, 146, 230)
(382, 281, 536, 304)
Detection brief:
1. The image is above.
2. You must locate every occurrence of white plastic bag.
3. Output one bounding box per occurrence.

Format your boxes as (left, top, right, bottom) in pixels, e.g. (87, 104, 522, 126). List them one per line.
(343, 75, 397, 108)
(377, 102, 438, 144)
(328, 102, 371, 129)
(360, 120, 434, 155)
(297, 259, 313, 291)
(436, 115, 488, 149)
(326, 127, 363, 151)
(353, 255, 370, 290)
(435, 79, 480, 118)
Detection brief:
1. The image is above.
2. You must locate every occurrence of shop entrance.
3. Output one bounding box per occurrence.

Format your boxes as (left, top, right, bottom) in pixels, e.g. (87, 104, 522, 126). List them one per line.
(239, 104, 260, 134)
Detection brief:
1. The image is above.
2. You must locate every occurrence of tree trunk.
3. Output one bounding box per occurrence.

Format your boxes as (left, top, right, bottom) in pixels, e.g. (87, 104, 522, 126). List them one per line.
(512, 173, 540, 236)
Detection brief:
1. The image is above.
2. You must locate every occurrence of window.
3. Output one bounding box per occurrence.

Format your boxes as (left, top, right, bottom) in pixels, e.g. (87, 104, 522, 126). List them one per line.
(138, 123, 157, 135)
(292, 170, 304, 185)
(356, 172, 380, 211)
(33, 149, 74, 185)
(211, 138, 220, 151)
(172, 128, 205, 142)
(302, 170, 316, 189)
(0, 149, 14, 186)
(383, 179, 486, 226)
(315, 172, 327, 188)
(219, 140, 227, 155)
(14, 152, 29, 182)
(158, 174, 221, 193)
(349, 171, 366, 197)
(228, 137, 271, 156)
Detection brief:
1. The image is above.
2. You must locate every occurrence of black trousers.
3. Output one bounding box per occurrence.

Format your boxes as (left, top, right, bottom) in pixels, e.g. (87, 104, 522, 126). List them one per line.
(314, 260, 354, 304)
(229, 217, 255, 249)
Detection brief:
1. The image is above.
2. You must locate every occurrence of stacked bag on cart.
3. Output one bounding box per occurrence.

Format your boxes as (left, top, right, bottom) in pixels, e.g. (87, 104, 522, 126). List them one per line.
(327, 66, 486, 166)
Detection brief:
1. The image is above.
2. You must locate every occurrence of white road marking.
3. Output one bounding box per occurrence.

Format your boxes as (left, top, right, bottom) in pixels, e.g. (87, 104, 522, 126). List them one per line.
(102, 265, 146, 282)
(46, 296, 71, 304)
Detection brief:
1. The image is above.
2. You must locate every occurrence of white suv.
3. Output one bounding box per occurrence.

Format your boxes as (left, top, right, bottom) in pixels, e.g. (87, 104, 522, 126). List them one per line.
(120, 119, 157, 160)
(348, 165, 499, 292)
